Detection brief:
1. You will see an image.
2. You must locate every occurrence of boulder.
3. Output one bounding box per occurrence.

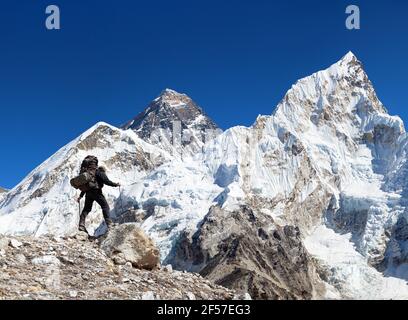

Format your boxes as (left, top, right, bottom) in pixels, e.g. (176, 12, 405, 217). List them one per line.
(9, 238, 23, 248)
(0, 237, 10, 251)
(101, 223, 160, 270)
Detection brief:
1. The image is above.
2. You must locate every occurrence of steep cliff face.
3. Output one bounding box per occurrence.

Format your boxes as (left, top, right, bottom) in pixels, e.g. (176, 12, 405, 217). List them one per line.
(2, 53, 408, 299)
(168, 205, 326, 300)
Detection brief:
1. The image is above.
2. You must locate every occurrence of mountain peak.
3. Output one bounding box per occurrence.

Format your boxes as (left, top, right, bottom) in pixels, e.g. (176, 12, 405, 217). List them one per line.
(331, 51, 365, 76)
(272, 52, 387, 131)
(159, 88, 185, 97)
(153, 88, 193, 109)
(340, 51, 358, 64)
(122, 90, 220, 152)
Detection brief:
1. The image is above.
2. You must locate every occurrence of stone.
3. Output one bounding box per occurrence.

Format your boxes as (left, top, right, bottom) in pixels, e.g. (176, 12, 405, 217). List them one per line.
(163, 264, 173, 272)
(31, 255, 60, 265)
(0, 237, 10, 251)
(101, 223, 160, 270)
(59, 256, 74, 265)
(233, 292, 252, 300)
(52, 236, 63, 243)
(15, 254, 27, 264)
(186, 292, 196, 300)
(75, 231, 89, 242)
(112, 254, 127, 266)
(141, 291, 155, 300)
(9, 239, 23, 248)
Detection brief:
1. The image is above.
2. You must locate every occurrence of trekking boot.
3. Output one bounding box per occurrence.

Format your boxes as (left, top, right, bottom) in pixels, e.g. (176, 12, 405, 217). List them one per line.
(78, 221, 87, 233)
(106, 219, 114, 230)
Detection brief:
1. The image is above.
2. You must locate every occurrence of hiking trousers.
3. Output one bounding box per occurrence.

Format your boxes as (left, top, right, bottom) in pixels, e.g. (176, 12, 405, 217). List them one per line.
(80, 190, 111, 224)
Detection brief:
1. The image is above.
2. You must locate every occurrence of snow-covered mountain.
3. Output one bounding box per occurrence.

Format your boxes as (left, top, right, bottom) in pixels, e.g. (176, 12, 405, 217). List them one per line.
(1, 52, 408, 299)
(0, 123, 169, 236)
(122, 89, 221, 157)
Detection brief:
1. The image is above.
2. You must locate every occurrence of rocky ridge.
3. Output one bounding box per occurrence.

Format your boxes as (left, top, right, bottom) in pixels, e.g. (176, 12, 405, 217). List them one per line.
(0, 230, 239, 300)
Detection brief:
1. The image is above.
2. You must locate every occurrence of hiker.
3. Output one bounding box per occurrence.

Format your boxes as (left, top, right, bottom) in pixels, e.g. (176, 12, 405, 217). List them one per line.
(71, 156, 120, 232)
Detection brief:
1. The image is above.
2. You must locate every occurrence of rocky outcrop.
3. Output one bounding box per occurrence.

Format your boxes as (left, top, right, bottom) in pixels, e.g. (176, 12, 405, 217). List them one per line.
(0, 234, 237, 300)
(168, 205, 325, 300)
(0, 188, 7, 194)
(101, 223, 160, 270)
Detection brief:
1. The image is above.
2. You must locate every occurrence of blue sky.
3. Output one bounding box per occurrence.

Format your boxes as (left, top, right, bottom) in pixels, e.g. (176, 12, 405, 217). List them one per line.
(1, 0, 407, 188)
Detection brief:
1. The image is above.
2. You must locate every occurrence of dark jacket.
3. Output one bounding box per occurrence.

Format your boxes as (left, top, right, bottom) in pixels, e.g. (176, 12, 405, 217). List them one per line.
(80, 167, 118, 197)
(95, 167, 118, 189)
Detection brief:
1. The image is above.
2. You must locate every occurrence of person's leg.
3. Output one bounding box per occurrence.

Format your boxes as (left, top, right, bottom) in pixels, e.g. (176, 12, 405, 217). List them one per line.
(79, 194, 94, 231)
(94, 192, 112, 227)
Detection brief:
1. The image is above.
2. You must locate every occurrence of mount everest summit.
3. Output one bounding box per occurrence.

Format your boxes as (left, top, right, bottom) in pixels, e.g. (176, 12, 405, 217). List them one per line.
(122, 88, 221, 157)
(1, 52, 408, 299)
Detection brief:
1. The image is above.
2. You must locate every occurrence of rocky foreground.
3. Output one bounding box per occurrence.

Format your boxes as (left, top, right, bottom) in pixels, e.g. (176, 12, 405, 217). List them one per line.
(0, 226, 241, 300)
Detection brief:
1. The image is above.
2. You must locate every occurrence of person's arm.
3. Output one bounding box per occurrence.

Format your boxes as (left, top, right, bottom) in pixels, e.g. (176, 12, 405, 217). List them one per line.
(98, 171, 119, 187)
(77, 191, 85, 203)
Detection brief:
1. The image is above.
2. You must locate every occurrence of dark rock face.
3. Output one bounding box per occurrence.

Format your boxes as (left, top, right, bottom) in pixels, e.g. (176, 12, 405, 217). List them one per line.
(0, 187, 7, 194)
(168, 205, 324, 300)
(122, 89, 219, 141)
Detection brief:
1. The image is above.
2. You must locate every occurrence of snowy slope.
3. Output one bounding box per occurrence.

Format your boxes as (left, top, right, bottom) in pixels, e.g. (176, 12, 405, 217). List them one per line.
(1, 52, 408, 299)
(305, 225, 408, 299)
(0, 122, 223, 261)
(0, 123, 168, 236)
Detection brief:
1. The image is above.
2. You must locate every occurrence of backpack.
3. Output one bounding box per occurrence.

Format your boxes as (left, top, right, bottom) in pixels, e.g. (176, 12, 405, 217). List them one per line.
(70, 156, 99, 192)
